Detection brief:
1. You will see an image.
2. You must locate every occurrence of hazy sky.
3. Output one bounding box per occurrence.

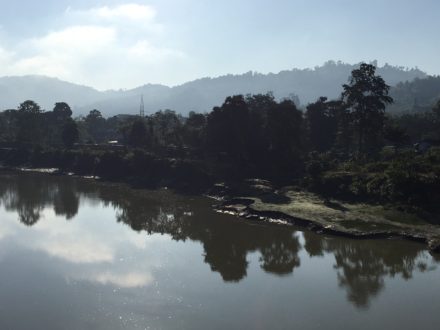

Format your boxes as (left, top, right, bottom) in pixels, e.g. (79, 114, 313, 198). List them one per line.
(0, 0, 438, 90)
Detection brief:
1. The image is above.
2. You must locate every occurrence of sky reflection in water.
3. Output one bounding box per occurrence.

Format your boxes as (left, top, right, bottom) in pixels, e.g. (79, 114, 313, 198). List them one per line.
(0, 173, 439, 330)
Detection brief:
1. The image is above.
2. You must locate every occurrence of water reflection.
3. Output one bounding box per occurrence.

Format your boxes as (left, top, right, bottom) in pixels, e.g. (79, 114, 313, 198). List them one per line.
(0, 174, 80, 224)
(103, 182, 303, 282)
(0, 172, 437, 310)
(303, 231, 430, 308)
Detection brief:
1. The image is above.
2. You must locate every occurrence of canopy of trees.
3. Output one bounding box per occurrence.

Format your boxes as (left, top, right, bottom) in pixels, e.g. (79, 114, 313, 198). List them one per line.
(0, 63, 438, 183)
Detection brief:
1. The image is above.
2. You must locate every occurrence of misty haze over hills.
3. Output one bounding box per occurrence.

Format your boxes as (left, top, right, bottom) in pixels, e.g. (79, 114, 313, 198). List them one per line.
(0, 61, 431, 117)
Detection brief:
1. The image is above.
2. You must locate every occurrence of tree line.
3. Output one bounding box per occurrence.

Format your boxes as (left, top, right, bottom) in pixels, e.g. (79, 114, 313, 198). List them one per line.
(0, 63, 439, 183)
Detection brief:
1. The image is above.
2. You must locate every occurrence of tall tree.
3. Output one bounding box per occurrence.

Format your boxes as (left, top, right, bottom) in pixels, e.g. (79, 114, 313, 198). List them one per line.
(182, 111, 207, 150)
(150, 110, 183, 148)
(207, 95, 250, 160)
(331, 101, 352, 153)
(53, 102, 73, 120)
(0, 110, 18, 144)
(62, 119, 79, 148)
(245, 93, 277, 160)
(433, 99, 440, 118)
(432, 100, 440, 137)
(342, 63, 393, 153)
(44, 102, 74, 146)
(127, 119, 149, 148)
(305, 97, 338, 152)
(16, 100, 44, 145)
(18, 100, 41, 114)
(266, 99, 303, 160)
(85, 109, 107, 143)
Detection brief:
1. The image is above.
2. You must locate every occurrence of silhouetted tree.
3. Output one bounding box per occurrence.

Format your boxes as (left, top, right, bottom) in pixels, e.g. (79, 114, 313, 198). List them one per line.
(53, 102, 73, 119)
(18, 100, 42, 114)
(207, 95, 251, 160)
(85, 109, 107, 143)
(182, 111, 207, 150)
(384, 123, 410, 149)
(16, 100, 43, 145)
(433, 100, 440, 118)
(0, 110, 18, 144)
(305, 97, 338, 152)
(342, 64, 393, 153)
(266, 99, 303, 162)
(106, 115, 126, 143)
(392, 112, 438, 142)
(150, 110, 183, 149)
(42, 102, 74, 146)
(330, 100, 352, 153)
(128, 119, 149, 147)
(245, 93, 277, 160)
(433, 100, 440, 134)
(62, 119, 79, 148)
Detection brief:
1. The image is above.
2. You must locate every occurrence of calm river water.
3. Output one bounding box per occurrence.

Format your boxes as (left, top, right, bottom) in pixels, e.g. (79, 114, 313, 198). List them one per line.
(0, 173, 439, 329)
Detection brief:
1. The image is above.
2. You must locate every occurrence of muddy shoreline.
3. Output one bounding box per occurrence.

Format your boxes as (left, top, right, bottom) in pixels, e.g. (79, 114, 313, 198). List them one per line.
(210, 181, 440, 253)
(215, 199, 438, 249)
(3, 166, 440, 253)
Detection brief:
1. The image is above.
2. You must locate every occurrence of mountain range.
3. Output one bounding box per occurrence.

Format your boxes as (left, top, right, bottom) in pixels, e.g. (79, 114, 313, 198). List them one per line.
(0, 61, 435, 117)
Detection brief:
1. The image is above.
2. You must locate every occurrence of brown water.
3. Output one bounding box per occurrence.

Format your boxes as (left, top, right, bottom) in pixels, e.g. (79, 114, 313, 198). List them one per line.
(0, 172, 439, 330)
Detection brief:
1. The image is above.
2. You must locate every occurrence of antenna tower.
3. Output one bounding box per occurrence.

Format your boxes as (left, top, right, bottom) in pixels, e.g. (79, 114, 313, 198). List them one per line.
(140, 94, 145, 117)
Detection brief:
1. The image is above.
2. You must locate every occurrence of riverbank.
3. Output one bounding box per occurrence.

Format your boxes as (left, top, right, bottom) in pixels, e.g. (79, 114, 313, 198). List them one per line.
(0, 147, 215, 193)
(2, 147, 440, 252)
(211, 180, 440, 253)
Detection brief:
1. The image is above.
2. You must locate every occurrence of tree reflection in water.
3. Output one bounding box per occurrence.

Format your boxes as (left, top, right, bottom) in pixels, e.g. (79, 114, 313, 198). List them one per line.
(303, 231, 431, 308)
(0, 174, 79, 225)
(102, 186, 302, 282)
(0, 172, 437, 308)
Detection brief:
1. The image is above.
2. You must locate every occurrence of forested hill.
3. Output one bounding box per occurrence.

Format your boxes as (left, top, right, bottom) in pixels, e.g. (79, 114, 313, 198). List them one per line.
(389, 76, 440, 113)
(0, 61, 428, 116)
(0, 75, 103, 110)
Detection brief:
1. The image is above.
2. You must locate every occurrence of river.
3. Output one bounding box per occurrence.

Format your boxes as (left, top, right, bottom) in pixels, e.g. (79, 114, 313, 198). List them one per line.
(0, 172, 439, 329)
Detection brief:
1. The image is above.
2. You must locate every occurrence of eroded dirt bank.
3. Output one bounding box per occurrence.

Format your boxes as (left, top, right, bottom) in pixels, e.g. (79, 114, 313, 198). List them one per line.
(211, 180, 440, 253)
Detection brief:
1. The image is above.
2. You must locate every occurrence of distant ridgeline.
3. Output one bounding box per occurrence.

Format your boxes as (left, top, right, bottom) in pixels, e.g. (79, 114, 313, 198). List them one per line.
(0, 61, 434, 116)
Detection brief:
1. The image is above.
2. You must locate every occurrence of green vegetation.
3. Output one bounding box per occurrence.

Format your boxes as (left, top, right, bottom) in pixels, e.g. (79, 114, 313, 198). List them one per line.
(305, 149, 440, 214)
(0, 63, 439, 217)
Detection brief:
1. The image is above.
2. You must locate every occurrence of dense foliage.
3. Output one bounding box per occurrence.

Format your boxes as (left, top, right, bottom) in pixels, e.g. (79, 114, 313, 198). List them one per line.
(0, 63, 439, 207)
